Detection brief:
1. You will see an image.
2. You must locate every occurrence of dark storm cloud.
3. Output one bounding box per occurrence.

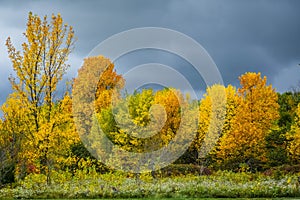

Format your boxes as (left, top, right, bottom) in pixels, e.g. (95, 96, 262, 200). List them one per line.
(0, 0, 300, 106)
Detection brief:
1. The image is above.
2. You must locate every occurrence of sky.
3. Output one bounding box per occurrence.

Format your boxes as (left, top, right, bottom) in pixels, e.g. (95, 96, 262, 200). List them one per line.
(0, 0, 300, 105)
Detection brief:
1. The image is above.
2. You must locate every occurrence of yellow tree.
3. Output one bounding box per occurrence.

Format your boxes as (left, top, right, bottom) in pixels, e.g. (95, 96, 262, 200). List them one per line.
(154, 88, 184, 148)
(0, 93, 30, 182)
(36, 94, 80, 169)
(194, 85, 238, 166)
(91, 88, 191, 173)
(101, 89, 155, 153)
(216, 72, 279, 170)
(150, 88, 196, 171)
(85, 89, 154, 172)
(6, 12, 75, 182)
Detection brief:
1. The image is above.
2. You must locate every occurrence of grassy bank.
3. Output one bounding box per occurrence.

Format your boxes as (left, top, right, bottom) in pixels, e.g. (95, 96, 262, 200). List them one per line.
(0, 171, 300, 199)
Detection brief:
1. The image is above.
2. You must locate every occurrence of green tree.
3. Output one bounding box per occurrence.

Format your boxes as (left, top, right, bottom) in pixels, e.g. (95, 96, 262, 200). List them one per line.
(265, 92, 300, 167)
(287, 103, 300, 163)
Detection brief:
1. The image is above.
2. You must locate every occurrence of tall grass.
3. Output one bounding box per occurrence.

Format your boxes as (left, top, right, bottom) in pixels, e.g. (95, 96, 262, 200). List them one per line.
(0, 169, 300, 199)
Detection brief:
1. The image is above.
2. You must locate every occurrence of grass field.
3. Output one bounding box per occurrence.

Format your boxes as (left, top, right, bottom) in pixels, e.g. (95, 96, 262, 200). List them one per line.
(42, 198, 300, 200)
(1, 171, 300, 199)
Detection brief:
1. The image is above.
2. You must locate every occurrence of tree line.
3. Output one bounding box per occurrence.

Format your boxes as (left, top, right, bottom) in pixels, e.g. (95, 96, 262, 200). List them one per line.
(1, 13, 300, 186)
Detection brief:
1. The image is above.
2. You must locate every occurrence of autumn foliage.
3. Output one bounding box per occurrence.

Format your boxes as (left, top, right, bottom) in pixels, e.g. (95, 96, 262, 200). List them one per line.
(1, 12, 300, 186)
(214, 73, 279, 170)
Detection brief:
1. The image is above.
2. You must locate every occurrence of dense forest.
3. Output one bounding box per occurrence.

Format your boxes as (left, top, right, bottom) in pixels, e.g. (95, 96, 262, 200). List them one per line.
(1, 12, 300, 193)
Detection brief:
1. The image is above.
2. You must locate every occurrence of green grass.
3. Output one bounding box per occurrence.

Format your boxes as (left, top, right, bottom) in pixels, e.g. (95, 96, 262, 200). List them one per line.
(34, 198, 300, 200)
(24, 198, 299, 200)
(1, 171, 300, 199)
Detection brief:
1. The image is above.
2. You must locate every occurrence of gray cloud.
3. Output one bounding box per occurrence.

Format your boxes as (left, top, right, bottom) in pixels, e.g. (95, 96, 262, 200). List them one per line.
(0, 0, 300, 106)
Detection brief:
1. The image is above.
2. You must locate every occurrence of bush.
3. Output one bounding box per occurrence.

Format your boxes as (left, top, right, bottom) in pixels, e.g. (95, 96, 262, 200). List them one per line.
(158, 164, 212, 177)
(68, 142, 110, 174)
(0, 162, 15, 187)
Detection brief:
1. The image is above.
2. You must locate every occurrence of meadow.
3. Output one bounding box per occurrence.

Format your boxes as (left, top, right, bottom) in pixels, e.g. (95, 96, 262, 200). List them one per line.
(1, 169, 300, 199)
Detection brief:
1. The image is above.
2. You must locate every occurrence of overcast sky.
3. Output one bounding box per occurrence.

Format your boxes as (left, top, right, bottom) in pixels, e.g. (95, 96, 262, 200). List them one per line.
(0, 0, 300, 105)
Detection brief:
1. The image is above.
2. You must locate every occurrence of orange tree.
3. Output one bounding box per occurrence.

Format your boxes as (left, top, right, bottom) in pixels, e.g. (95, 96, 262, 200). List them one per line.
(216, 72, 279, 171)
(72, 55, 124, 172)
